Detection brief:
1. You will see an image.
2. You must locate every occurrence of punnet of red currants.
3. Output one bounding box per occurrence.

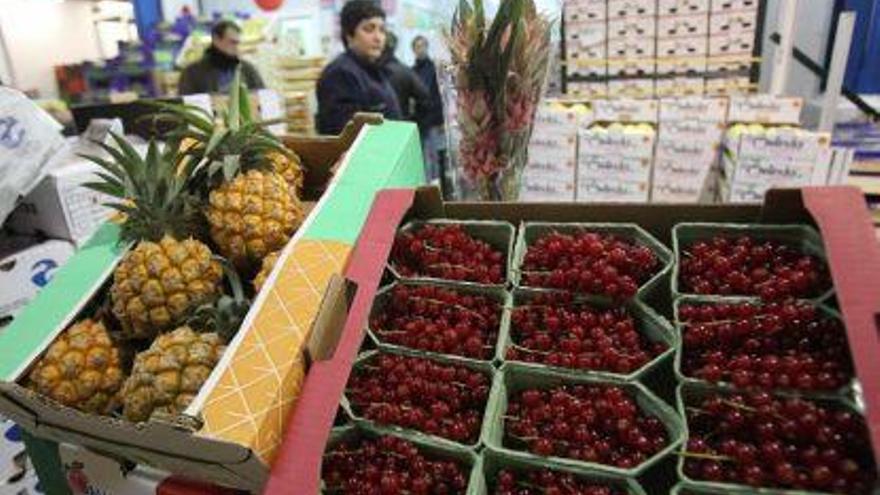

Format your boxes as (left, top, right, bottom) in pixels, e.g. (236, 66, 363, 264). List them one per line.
(503, 384, 669, 468)
(492, 467, 627, 495)
(520, 230, 661, 300)
(678, 234, 831, 300)
(370, 284, 502, 359)
(391, 224, 506, 284)
(346, 353, 491, 443)
(678, 300, 854, 392)
(683, 391, 878, 493)
(506, 291, 667, 375)
(322, 434, 470, 494)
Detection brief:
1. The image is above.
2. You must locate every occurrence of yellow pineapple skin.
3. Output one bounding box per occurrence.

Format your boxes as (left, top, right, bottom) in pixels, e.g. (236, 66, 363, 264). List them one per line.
(111, 236, 222, 340)
(253, 250, 281, 292)
(207, 169, 304, 268)
(28, 320, 125, 415)
(121, 326, 225, 422)
(267, 150, 304, 193)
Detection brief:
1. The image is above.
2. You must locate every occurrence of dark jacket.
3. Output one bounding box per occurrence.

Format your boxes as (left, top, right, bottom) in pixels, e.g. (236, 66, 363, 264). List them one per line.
(413, 57, 444, 130)
(383, 56, 429, 122)
(178, 46, 265, 95)
(316, 50, 402, 135)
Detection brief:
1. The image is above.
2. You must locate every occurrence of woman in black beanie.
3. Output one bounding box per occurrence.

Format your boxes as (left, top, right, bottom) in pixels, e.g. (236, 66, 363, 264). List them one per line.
(316, 0, 402, 135)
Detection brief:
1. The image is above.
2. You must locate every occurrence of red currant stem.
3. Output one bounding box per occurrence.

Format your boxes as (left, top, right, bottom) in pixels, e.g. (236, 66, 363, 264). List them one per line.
(675, 451, 735, 462)
(407, 296, 490, 322)
(510, 343, 642, 360)
(425, 262, 479, 273)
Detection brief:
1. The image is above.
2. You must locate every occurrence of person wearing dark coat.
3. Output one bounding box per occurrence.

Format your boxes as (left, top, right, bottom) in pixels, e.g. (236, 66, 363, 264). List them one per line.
(381, 32, 429, 123)
(178, 20, 265, 95)
(411, 35, 444, 132)
(316, 1, 402, 135)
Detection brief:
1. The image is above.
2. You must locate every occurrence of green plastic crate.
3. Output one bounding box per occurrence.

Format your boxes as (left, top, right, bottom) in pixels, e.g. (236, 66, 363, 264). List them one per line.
(388, 219, 517, 289)
(671, 223, 833, 303)
(672, 297, 855, 400)
(511, 222, 673, 301)
(322, 424, 482, 494)
(496, 288, 677, 382)
(675, 383, 872, 495)
(340, 347, 495, 450)
(476, 447, 647, 494)
(482, 363, 684, 478)
(366, 280, 510, 365)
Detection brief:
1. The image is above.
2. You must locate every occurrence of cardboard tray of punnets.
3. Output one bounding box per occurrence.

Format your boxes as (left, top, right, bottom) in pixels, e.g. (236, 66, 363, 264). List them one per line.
(264, 184, 880, 494)
(0, 115, 428, 493)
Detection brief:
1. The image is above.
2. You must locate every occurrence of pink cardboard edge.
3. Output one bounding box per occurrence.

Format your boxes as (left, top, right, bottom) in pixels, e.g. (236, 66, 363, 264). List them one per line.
(802, 186, 880, 456)
(263, 189, 416, 494)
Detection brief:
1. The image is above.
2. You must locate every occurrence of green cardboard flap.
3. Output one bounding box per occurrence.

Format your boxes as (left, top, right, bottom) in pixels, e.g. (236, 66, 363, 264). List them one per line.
(0, 223, 125, 381)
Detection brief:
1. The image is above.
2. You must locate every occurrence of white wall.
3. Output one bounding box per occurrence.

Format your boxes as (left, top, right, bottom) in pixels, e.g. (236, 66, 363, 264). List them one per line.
(0, 1, 104, 97)
(758, 0, 836, 99)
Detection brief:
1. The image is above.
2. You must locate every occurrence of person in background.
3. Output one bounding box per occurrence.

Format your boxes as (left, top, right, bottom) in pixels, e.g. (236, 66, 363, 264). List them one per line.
(316, 0, 401, 135)
(381, 32, 429, 124)
(178, 20, 265, 95)
(411, 35, 446, 181)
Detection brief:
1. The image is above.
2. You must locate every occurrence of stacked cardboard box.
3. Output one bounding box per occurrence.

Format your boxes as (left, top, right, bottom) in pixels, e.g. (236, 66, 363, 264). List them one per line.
(521, 104, 583, 201)
(655, 0, 709, 96)
(606, 0, 657, 97)
(652, 97, 726, 202)
(705, 0, 759, 95)
(576, 127, 655, 202)
(565, 0, 608, 97)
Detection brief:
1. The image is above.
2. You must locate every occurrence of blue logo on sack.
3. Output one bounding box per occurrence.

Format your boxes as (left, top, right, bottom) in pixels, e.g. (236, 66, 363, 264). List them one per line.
(3, 422, 21, 443)
(0, 116, 26, 149)
(31, 259, 59, 287)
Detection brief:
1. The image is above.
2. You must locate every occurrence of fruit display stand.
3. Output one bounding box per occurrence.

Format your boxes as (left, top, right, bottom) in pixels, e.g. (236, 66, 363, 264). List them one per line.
(0, 116, 427, 494)
(265, 185, 880, 493)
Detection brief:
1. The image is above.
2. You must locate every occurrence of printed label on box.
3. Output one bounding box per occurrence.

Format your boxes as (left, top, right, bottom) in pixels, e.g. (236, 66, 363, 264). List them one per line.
(577, 177, 650, 202)
(655, 138, 720, 163)
(608, 16, 657, 38)
(727, 95, 803, 124)
(578, 155, 653, 182)
(652, 178, 705, 202)
(657, 12, 709, 37)
(579, 128, 656, 157)
(659, 97, 727, 122)
(659, 0, 710, 15)
(737, 131, 830, 161)
(655, 78, 706, 97)
(710, 0, 758, 13)
(654, 158, 715, 180)
(732, 157, 815, 185)
(591, 98, 659, 123)
(608, 0, 657, 18)
(660, 121, 724, 142)
(521, 176, 576, 201)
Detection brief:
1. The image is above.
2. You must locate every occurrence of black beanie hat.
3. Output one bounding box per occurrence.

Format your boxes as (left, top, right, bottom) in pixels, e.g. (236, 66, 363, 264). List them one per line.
(340, 0, 386, 46)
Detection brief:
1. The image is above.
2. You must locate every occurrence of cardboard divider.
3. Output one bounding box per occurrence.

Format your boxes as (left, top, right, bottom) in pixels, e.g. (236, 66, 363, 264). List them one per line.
(498, 288, 676, 382)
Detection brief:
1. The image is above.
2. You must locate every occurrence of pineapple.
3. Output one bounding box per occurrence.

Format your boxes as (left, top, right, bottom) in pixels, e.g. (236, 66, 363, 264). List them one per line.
(155, 68, 304, 269)
(121, 271, 249, 422)
(83, 135, 223, 340)
(253, 250, 281, 292)
(28, 319, 125, 415)
(121, 326, 225, 422)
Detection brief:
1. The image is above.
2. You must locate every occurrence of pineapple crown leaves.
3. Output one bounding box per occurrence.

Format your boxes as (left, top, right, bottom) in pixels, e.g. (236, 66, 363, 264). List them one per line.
(80, 132, 201, 243)
(188, 258, 251, 342)
(146, 67, 293, 188)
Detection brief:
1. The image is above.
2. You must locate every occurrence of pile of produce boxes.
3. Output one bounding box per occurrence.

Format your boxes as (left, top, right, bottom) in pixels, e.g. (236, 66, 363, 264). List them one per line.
(269, 185, 880, 494)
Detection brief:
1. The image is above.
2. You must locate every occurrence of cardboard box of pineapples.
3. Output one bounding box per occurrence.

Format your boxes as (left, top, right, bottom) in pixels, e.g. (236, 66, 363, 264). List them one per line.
(0, 71, 400, 492)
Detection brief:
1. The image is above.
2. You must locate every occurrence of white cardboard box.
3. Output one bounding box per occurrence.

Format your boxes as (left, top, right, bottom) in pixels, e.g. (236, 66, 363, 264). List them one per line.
(0, 236, 75, 325)
(659, 97, 728, 122)
(591, 99, 659, 123)
(608, 16, 657, 38)
(567, 81, 609, 98)
(727, 95, 803, 124)
(659, 0, 710, 15)
(657, 13, 709, 37)
(710, 8, 758, 34)
(608, 38, 656, 60)
(608, 0, 657, 18)
(655, 77, 706, 96)
(6, 157, 115, 248)
(607, 79, 657, 97)
(708, 31, 756, 56)
(705, 76, 753, 95)
(737, 130, 831, 162)
(578, 154, 653, 182)
(710, 0, 758, 13)
(577, 177, 651, 202)
(579, 128, 656, 157)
